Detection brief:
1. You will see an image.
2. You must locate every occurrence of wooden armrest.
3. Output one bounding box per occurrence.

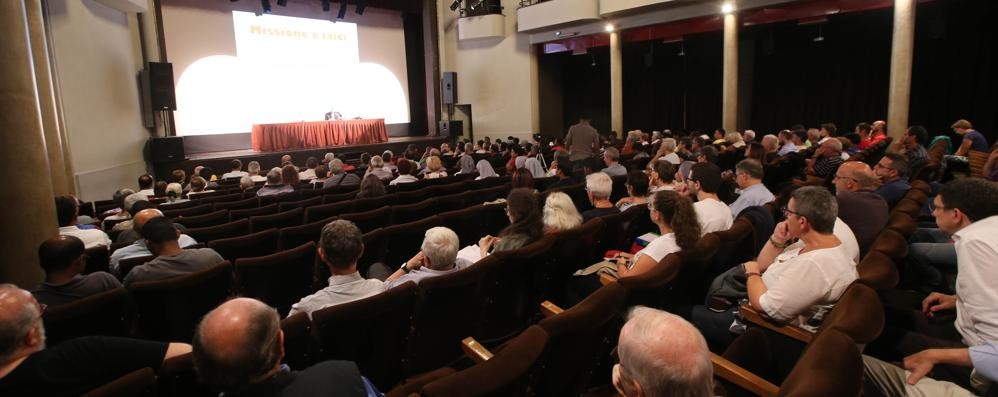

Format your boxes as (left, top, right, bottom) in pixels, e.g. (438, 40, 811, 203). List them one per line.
(461, 337, 493, 364)
(711, 353, 779, 397)
(599, 272, 617, 286)
(540, 300, 563, 318)
(738, 304, 813, 344)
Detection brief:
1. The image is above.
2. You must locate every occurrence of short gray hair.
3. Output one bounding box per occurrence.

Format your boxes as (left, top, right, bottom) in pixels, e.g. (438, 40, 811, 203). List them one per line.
(166, 183, 183, 197)
(123, 192, 148, 213)
(247, 161, 261, 174)
(791, 186, 837, 234)
(604, 147, 620, 161)
(761, 134, 779, 150)
(370, 155, 384, 168)
(0, 284, 42, 362)
(822, 137, 843, 152)
(662, 138, 677, 152)
(265, 169, 282, 185)
(586, 172, 613, 200)
(618, 306, 713, 397)
(735, 159, 764, 180)
(238, 176, 253, 190)
(421, 227, 460, 270)
(329, 159, 344, 174)
(324, 153, 335, 163)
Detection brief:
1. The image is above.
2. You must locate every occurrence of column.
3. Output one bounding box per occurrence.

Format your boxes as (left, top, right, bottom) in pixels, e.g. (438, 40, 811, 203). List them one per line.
(27, 0, 72, 196)
(609, 30, 623, 137)
(0, 0, 56, 287)
(887, 0, 915, 142)
(722, 12, 738, 133)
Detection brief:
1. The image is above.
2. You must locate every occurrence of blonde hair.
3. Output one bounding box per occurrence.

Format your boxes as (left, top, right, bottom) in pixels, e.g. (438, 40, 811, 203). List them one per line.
(542, 192, 582, 232)
(427, 156, 442, 172)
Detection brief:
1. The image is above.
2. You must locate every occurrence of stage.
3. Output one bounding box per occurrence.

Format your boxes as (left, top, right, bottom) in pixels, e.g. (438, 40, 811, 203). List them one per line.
(151, 135, 452, 180)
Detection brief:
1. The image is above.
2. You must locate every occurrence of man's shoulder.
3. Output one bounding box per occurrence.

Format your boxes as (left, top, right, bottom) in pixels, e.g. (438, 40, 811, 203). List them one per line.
(281, 361, 365, 396)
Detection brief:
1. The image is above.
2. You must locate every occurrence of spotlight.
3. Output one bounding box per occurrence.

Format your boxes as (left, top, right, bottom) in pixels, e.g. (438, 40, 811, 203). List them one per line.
(604, 23, 614, 32)
(721, 2, 735, 14)
(337, 2, 347, 19)
(356, 1, 366, 15)
(449, 0, 462, 11)
(261, 0, 271, 13)
(322, 0, 330, 12)
(469, 0, 484, 10)
(276, 0, 286, 6)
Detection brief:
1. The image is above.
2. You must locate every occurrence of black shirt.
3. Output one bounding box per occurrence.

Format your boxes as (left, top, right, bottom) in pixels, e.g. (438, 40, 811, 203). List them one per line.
(0, 336, 168, 397)
(228, 361, 366, 397)
(582, 207, 620, 223)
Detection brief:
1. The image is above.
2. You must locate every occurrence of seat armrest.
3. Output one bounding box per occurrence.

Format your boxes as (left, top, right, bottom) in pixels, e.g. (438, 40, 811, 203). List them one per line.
(461, 337, 493, 364)
(599, 272, 617, 286)
(540, 301, 563, 318)
(738, 304, 813, 344)
(711, 353, 780, 397)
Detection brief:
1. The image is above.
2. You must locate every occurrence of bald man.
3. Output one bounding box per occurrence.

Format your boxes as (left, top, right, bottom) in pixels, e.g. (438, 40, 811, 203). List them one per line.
(193, 298, 372, 396)
(0, 284, 190, 395)
(109, 208, 198, 274)
(834, 161, 888, 253)
(613, 307, 713, 397)
(32, 236, 121, 306)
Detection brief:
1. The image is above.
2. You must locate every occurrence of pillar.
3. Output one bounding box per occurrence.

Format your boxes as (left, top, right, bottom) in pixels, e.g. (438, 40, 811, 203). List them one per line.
(0, 0, 57, 287)
(722, 12, 738, 133)
(27, 0, 72, 196)
(609, 31, 623, 137)
(887, 0, 915, 142)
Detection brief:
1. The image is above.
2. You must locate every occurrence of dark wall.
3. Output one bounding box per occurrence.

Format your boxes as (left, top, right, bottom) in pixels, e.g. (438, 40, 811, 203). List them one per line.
(553, 47, 611, 139)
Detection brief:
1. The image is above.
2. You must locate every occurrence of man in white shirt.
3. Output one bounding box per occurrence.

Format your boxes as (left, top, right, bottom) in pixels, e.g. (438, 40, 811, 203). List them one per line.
(686, 163, 733, 235)
(869, 178, 998, 390)
(728, 159, 775, 217)
(246, 161, 267, 183)
(298, 157, 319, 181)
(287, 220, 384, 318)
(220, 159, 248, 179)
(54, 196, 110, 249)
(136, 174, 155, 197)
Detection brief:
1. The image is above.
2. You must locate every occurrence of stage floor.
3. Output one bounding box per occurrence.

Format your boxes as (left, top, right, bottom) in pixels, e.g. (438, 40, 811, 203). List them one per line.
(186, 136, 435, 161)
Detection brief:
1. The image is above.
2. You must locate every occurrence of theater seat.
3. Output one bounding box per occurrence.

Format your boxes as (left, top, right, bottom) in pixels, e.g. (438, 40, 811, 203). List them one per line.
(185, 218, 251, 243)
(352, 195, 393, 213)
(80, 367, 156, 397)
(249, 207, 304, 232)
(42, 287, 132, 346)
(381, 217, 442, 267)
(118, 255, 154, 279)
(208, 228, 280, 262)
(278, 196, 321, 212)
(128, 261, 233, 342)
(391, 198, 436, 225)
(212, 196, 259, 211)
(233, 241, 317, 317)
(174, 209, 229, 228)
(303, 201, 351, 223)
(84, 245, 111, 275)
(161, 204, 213, 219)
(278, 216, 334, 251)
(229, 203, 279, 221)
(340, 206, 393, 234)
(280, 312, 314, 370)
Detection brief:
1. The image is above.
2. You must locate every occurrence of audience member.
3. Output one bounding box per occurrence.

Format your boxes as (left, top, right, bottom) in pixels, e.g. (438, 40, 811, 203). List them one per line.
(478, 188, 544, 256)
(247, 161, 266, 182)
(819, 122, 838, 142)
(366, 155, 394, 181)
(951, 119, 989, 156)
(310, 165, 329, 186)
(455, 143, 475, 174)
(983, 148, 998, 182)
(874, 153, 912, 207)
(193, 298, 372, 396)
(299, 157, 319, 181)
(524, 157, 546, 178)
(547, 157, 577, 190)
(123, 217, 224, 286)
(54, 195, 110, 248)
(257, 169, 294, 197)
(565, 115, 601, 167)
(153, 181, 168, 198)
(162, 183, 188, 205)
(834, 161, 888, 253)
(582, 172, 619, 222)
(187, 176, 213, 198)
(856, 122, 874, 150)
(110, 193, 151, 236)
(424, 156, 448, 179)
(655, 138, 681, 165)
(543, 192, 583, 233)
(761, 134, 780, 160)
(110, 208, 198, 272)
(601, 147, 627, 177)
(806, 138, 845, 179)
(281, 164, 300, 186)
(474, 159, 498, 180)
(686, 163, 733, 235)
(222, 159, 248, 179)
(324, 159, 361, 188)
(389, 160, 418, 185)
(728, 159, 775, 217)
(31, 236, 120, 306)
(616, 170, 650, 211)
(355, 174, 386, 199)
(377, 227, 469, 289)
(647, 160, 677, 193)
(136, 174, 154, 196)
(613, 307, 714, 397)
(170, 169, 187, 186)
(288, 220, 384, 318)
(897, 125, 930, 173)
(511, 168, 535, 191)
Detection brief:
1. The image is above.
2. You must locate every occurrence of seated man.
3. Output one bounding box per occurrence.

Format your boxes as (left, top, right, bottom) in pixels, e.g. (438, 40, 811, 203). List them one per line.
(298, 156, 319, 181)
(193, 298, 374, 396)
(804, 138, 845, 179)
(728, 159, 775, 217)
(256, 169, 294, 197)
(581, 172, 620, 222)
(834, 161, 888, 253)
(111, 193, 151, 238)
(874, 153, 912, 207)
(862, 342, 997, 397)
(376, 227, 470, 289)
(54, 195, 110, 249)
(247, 161, 267, 183)
(287, 220, 384, 318)
(136, 174, 154, 197)
(221, 159, 248, 179)
(31, 236, 121, 306)
(613, 306, 713, 397)
(601, 147, 627, 177)
(110, 208, 198, 272)
(868, 178, 998, 391)
(0, 285, 190, 395)
(323, 159, 361, 188)
(123, 217, 224, 286)
(686, 163, 733, 235)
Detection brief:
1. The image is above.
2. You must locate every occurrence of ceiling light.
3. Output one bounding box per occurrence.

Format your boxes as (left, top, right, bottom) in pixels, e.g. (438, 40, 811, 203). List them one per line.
(605, 23, 615, 32)
(337, 2, 347, 19)
(721, 3, 735, 14)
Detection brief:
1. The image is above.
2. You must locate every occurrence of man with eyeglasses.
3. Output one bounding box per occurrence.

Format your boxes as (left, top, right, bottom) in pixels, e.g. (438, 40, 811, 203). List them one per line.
(728, 159, 775, 217)
(873, 153, 913, 207)
(833, 161, 888, 253)
(864, 178, 998, 395)
(0, 284, 191, 395)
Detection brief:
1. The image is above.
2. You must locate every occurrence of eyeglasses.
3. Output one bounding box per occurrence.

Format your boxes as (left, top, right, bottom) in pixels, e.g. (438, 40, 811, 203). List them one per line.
(832, 174, 856, 182)
(781, 206, 801, 218)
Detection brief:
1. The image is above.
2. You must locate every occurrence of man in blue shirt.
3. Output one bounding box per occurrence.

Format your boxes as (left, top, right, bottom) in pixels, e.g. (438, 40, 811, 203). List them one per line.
(863, 342, 997, 396)
(728, 159, 775, 217)
(874, 153, 912, 207)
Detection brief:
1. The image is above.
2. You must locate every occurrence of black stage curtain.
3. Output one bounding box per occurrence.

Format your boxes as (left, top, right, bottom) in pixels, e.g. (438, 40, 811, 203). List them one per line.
(910, 0, 998, 144)
(558, 46, 612, 137)
(622, 31, 724, 134)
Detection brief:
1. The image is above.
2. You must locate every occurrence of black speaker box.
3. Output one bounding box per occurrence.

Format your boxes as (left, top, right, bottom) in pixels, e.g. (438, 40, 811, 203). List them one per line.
(148, 62, 177, 111)
(442, 72, 457, 105)
(438, 120, 462, 137)
(150, 137, 185, 163)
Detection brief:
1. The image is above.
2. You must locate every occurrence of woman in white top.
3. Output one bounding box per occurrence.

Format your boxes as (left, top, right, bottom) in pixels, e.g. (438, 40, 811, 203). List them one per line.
(389, 159, 419, 186)
(524, 157, 546, 178)
(475, 159, 498, 180)
(654, 138, 682, 165)
(542, 192, 583, 234)
(647, 160, 678, 193)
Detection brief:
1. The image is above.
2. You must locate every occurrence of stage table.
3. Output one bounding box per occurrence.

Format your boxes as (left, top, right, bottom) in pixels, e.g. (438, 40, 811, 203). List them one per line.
(251, 119, 388, 152)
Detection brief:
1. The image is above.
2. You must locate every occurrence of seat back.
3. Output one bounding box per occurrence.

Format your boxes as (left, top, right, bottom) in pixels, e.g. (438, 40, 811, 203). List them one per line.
(304, 201, 351, 223)
(969, 150, 990, 178)
(438, 205, 487, 247)
(229, 202, 279, 221)
(395, 187, 429, 205)
(128, 262, 233, 342)
(391, 198, 437, 225)
(355, 227, 389, 278)
(536, 219, 604, 303)
(352, 195, 393, 213)
(886, 211, 917, 238)
(617, 252, 690, 310)
(311, 282, 419, 391)
(258, 191, 299, 206)
(80, 367, 156, 397)
(778, 330, 862, 397)
(84, 245, 111, 274)
(278, 196, 321, 212)
(208, 228, 280, 262)
(278, 216, 334, 250)
(856, 250, 899, 290)
(234, 241, 317, 316)
(591, 204, 645, 257)
(467, 183, 511, 206)
(869, 228, 909, 261)
(162, 204, 214, 219)
(174, 209, 230, 228)
(195, 193, 242, 205)
(381, 217, 443, 267)
(249, 207, 304, 232)
(322, 190, 357, 204)
(280, 312, 315, 370)
(42, 287, 132, 346)
(185, 218, 251, 243)
(212, 196, 259, 211)
(119, 255, 154, 279)
(339, 206, 393, 234)
(420, 325, 549, 397)
(814, 282, 884, 344)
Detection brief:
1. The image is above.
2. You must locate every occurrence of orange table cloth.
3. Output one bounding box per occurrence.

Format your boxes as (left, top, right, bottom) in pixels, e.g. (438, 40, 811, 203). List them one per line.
(251, 119, 388, 152)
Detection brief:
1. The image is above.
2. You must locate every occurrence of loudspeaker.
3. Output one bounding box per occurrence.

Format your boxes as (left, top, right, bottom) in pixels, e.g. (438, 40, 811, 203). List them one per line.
(150, 137, 185, 163)
(442, 72, 457, 105)
(148, 62, 177, 111)
(438, 120, 462, 137)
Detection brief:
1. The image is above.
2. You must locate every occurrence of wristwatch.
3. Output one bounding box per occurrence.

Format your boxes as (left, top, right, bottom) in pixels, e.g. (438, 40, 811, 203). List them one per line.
(401, 262, 411, 273)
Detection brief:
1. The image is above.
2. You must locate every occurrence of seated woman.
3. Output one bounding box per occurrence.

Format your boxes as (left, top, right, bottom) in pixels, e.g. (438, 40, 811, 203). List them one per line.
(691, 186, 858, 346)
(543, 192, 583, 234)
(524, 157, 546, 178)
(424, 156, 448, 179)
(478, 188, 544, 257)
(648, 160, 678, 193)
(616, 170, 650, 211)
(475, 159, 498, 180)
(389, 159, 419, 185)
(511, 168, 535, 191)
(566, 190, 700, 304)
(355, 174, 386, 199)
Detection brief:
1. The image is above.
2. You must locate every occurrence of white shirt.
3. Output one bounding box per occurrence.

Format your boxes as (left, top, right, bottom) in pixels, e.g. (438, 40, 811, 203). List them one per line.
(58, 226, 111, 248)
(758, 243, 858, 323)
(249, 174, 267, 182)
(659, 153, 681, 165)
(222, 171, 248, 179)
(287, 272, 385, 318)
(136, 189, 154, 197)
(389, 175, 419, 185)
(833, 218, 861, 264)
(694, 197, 734, 235)
(298, 168, 316, 181)
(952, 216, 998, 346)
(632, 233, 681, 265)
